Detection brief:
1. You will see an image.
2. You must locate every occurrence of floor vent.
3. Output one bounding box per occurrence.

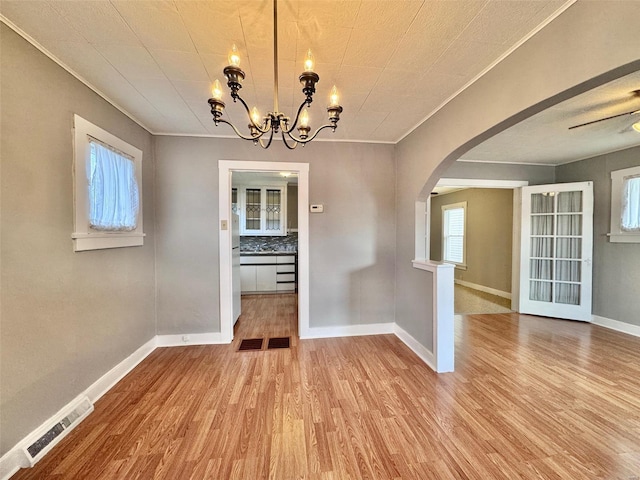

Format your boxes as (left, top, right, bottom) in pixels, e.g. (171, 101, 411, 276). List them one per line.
(238, 338, 264, 351)
(267, 337, 290, 349)
(22, 396, 93, 467)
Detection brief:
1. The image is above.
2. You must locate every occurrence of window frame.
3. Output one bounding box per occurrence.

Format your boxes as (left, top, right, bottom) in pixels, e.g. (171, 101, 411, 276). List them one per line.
(609, 165, 640, 243)
(442, 201, 467, 268)
(72, 114, 144, 251)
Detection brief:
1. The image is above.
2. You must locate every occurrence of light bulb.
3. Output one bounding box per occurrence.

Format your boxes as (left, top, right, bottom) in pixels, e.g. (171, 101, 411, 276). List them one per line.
(228, 44, 241, 67)
(329, 85, 340, 106)
(251, 107, 261, 125)
(304, 49, 314, 72)
(211, 79, 223, 101)
(300, 109, 310, 128)
(633, 121, 640, 133)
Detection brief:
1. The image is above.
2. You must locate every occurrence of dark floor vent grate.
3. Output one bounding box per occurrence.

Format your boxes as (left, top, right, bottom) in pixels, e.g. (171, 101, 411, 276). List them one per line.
(238, 338, 264, 351)
(267, 337, 290, 349)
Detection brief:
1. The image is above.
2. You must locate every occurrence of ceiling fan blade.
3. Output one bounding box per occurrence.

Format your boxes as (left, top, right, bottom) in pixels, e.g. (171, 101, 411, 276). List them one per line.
(568, 109, 640, 130)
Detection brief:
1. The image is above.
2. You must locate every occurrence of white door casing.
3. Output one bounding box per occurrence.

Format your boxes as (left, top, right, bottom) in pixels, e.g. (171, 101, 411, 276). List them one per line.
(219, 160, 310, 342)
(519, 182, 593, 322)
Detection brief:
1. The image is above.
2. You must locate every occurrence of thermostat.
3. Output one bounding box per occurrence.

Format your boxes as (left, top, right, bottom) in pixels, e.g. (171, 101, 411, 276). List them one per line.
(310, 204, 324, 213)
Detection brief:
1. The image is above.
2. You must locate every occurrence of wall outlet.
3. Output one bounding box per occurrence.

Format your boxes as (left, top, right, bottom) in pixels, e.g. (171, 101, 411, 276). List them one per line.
(182, 335, 190, 343)
(221, 220, 228, 230)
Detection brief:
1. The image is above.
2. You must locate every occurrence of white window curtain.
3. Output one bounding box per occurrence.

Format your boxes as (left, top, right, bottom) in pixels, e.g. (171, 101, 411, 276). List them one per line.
(88, 140, 139, 231)
(621, 175, 640, 232)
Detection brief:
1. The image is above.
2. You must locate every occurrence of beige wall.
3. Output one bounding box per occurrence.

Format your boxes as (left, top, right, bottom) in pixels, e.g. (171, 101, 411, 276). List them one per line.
(0, 26, 156, 455)
(288, 185, 299, 230)
(556, 146, 640, 326)
(154, 137, 396, 332)
(430, 189, 513, 294)
(395, 2, 640, 347)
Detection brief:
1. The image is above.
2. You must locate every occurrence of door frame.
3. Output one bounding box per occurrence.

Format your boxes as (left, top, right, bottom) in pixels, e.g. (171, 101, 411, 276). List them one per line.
(429, 178, 529, 310)
(218, 160, 310, 342)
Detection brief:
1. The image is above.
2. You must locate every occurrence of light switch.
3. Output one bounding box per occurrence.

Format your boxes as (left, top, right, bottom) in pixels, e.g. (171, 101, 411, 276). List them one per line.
(310, 204, 324, 213)
(221, 220, 228, 230)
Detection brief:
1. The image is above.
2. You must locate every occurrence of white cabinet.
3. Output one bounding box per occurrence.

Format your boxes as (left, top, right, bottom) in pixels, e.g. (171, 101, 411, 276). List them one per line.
(237, 184, 287, 236)
(241, 255, 296, 293)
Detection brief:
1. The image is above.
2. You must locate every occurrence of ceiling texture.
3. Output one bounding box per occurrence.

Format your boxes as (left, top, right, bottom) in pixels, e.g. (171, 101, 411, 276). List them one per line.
(2, 0, 639, 164)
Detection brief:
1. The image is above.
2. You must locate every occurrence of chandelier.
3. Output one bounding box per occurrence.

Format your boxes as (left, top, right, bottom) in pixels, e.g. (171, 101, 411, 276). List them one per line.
(207, 0, 343, 149)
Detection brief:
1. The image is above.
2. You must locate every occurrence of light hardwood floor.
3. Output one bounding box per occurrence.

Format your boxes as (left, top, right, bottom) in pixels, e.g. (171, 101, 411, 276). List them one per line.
(12, 295, 640, 479)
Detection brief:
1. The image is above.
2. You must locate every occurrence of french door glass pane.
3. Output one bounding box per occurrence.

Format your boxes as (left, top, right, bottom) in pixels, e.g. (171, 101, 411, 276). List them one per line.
(531, 215, 554, 235)
(556, 283, 580, 305)
(557, 191, 582, 213)
(265, 189, 281, 231)
(556, 260, 581, 282)
(556, 238, 581, 259)
(530, 281, 552, 302)
(557, 214, 582, 235)
(531, 193, 554, 213)
(530, 259, 552, 280)
(531, 237, 553, 257)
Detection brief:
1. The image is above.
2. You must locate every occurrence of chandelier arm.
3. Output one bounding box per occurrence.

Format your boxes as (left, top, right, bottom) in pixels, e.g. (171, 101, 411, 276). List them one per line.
(258, 128, 276, 149)
(281, 99, 310, 134)
(216, 118, 266, 141)
(232, 94, 271, 133)
(285, 123, 336, 144)
(280, 130, 300, 150)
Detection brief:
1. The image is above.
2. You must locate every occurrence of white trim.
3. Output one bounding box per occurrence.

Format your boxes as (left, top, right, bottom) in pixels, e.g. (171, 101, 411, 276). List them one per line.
(155, 332, 226, 347)
(218, 161, 310, 342)
(592, 315, 640, 338)
(396, 0, 576, 143)
(393, 324, 436, 372)
(411, 260, 455, 372)
(300, 323, 395, 340)
(437, 178, 529, 189)
(84, 337, 156, 402)
(454, 279, 512, 300)
(456, 158, 554, 167)
(0, 337, 155, 480)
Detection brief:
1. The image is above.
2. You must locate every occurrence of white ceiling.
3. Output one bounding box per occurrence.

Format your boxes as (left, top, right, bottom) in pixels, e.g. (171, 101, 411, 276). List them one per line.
(460, 70, 640, 165)
(2, 0, 638, 164)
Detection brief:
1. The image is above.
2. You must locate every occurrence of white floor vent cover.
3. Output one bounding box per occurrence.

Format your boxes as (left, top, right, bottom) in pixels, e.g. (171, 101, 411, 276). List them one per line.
(22, 396, 93, 467)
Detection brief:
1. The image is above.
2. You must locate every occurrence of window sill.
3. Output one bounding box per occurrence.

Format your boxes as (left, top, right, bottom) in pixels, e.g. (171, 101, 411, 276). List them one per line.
(607, 232, 640, 244)
(72, 232, 145, 252)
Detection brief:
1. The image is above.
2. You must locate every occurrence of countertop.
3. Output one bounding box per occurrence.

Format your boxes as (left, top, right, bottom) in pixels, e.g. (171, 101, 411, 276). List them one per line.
(240, 250, 297, 255)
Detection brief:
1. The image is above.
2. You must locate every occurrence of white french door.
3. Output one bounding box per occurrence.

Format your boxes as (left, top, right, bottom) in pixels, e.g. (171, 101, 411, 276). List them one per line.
(519, 182, 593, 321)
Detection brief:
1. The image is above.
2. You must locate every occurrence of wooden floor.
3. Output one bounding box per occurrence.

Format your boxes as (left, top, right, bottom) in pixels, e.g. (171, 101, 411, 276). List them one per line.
(13, 295, 640, 479)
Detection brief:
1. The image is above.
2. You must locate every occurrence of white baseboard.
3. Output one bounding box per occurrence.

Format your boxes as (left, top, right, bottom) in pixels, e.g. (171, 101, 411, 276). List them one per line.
(300, 322, 395, 340)
(85, 337, 156, 402)
(455, 279, 511, 300)
(0, 337, 156, 480)
(592, 315, 640, 338)
(393, 324, 436, 372)
(155, 332, 227, 347)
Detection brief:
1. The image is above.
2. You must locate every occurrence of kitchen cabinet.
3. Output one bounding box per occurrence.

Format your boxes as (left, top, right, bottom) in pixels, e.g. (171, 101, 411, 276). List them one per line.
(240, 254, 296, 293)
(237, 184, 287, 236)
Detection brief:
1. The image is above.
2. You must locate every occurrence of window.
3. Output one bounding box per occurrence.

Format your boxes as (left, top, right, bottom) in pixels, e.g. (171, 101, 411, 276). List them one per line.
(442, 202, 466, 266)
(72, 115, 144, 251)
(609, 165, 640, 243)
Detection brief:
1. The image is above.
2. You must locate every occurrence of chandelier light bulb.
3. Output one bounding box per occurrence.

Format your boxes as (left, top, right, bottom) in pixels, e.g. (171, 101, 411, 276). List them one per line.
(304, 49, 314, 72)
(329, 85, 340, 107)
(211, 79, 223, 100)
(228, 44, 241, 67)
(251, 106, 261, 125)
(300, 109, 310, 128)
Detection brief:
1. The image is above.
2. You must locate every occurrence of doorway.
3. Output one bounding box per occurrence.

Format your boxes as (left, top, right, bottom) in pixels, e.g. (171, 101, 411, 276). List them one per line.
(218, 160, 310, 343)
(427, 178, 528, 315)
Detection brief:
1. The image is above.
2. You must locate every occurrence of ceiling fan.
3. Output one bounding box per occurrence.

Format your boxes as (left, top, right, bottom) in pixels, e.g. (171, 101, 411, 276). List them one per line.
(568, 89, 640, 131)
